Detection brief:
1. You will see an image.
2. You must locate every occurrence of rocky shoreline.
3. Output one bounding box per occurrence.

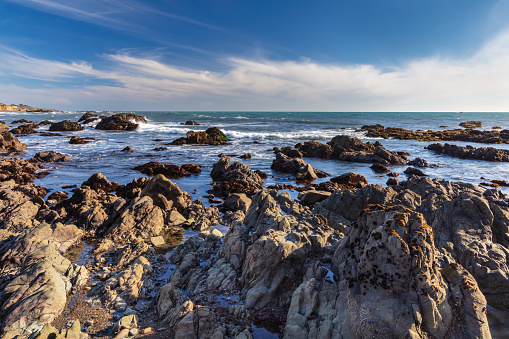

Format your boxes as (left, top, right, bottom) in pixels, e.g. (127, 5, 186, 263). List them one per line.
(0, 113, 507, 338)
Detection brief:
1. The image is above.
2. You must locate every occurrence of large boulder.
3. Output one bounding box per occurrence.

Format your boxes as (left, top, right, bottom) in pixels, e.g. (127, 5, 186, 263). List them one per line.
(0, 158, 46, 184)
(210, 156, 264, 197)
(140, 174, 190, 211)
(95, 113, 146, 131)
(170, 127, 230, 145)
(0, 125, 27, 152)
(271, 152, 329, 180)
(81, 172, 118, 193)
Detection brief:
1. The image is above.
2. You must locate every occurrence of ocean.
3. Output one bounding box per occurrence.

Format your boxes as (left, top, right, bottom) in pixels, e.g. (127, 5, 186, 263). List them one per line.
(2, 111, 509, 199)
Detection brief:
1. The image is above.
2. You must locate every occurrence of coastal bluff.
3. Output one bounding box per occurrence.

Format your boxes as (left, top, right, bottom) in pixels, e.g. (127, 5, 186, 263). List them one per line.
(0, 103, 55, 112)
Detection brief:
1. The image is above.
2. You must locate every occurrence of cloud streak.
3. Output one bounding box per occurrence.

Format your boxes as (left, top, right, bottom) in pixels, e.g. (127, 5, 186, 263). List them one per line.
(2, 29, 509, 111)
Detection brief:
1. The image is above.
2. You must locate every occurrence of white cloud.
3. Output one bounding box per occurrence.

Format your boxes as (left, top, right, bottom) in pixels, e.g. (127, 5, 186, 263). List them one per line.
(3, 28, 509, 111)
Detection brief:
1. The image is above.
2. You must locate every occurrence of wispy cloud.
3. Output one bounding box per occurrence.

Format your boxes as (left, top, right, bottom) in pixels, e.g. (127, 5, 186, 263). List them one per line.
(3, 28, 509, 111)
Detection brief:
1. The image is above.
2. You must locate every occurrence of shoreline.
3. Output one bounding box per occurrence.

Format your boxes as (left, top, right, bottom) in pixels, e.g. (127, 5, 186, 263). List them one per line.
(0, 111, 508, 338)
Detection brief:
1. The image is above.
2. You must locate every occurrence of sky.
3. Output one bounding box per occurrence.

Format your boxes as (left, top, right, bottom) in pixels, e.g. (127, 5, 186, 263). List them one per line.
(1, 0, 509, 111)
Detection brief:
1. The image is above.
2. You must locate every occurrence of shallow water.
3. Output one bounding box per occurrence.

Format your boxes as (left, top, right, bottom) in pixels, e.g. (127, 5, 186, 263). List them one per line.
(1, 111, 509, 197)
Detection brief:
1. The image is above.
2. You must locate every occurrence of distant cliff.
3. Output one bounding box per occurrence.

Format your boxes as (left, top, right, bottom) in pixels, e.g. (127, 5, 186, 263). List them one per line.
(0, 103, 56, 112)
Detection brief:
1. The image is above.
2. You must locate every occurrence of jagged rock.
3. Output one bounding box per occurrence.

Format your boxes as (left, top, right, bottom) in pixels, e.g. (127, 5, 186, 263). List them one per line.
(408, 157, 438, 168)
(210, 157, 264, 197)
(81, 172, 119, 193)
(77, 111, 101, 124)
(10, 123, 39, 135)
(116, 177, 150, 200)
(101, 256, 152, 310)
(280, 147, 303, 158)
(105, 196, 165, 242)
(386, 177, 399, 186)
(271, 152, 329, 181)
(47, 191, 68, 205)
(181, 200, 221, 231)
(426, 143, 509, 162)
(49, 120, 84, 132)
(370, 163, 390, 173)
(181, 120, 199, 125)
(297, 141, 333, 159)
(0, 244, 88, 338)
(0, 222, 83, 275)
(330, 172, 367, 188)
(140, 174, 190, 211)
(95, 113, 146, 131)
(0, 128, 27, 152)
(11, 119, 33, 124)
(30, 151, 69, 163)
(121, 146, 134, 153)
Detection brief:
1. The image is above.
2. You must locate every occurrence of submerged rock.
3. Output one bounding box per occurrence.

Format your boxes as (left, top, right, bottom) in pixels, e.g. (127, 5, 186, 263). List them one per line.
(133, 162, 202, 179)
(426, 142, 509, 162)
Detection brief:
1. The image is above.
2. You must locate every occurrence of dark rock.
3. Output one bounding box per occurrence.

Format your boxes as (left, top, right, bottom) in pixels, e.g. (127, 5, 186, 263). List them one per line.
(171, 127, 230, 145)
(239, 153, 252, 159)
(460, 121, 482, 128)
(10, 123, 39, 135)
(133, 162, 201, 178)
(281, 147, 303, 158)
(30, 151, 69, 163)
(12, 119, 34, 124)
(49, 120, 84, 132)
(330, 172, 368, 188)
(271, 152, 329, 181)
(491, 179, 509, 187)
(69, 136, 93, 144)
(181, 120, 200, 125)
(426, 143, 509, 162)
(387, 172, 399, 177)
(298, 140, 333, 159)
(205, 127, 230, 142)
(370, 163, 390, 173)
(154, 147, 168, 151)
(254, 170, 268, 179)
(181, 163, 202, 174)
(297, 190, 331, 204)
(38, 120, 52, 126)
(95, 113, 146, 131)
(40, 132, 63, 137)
(116, 177, 151, 200)
(122, 146, 134, 153)
(386, 177, 399, 186)
(81, 173, 119, 193)
(78, 111, 101, 124)
(223, 193, 252, 213)
(0, 127, 27, 152)
(404, 167, 426, 176)
(210, 156, 264, 197)
(408, 157, 438, 167)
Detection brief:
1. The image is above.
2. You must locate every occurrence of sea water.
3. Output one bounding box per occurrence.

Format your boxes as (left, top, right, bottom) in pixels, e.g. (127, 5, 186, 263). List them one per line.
(1, 111, 509, 198)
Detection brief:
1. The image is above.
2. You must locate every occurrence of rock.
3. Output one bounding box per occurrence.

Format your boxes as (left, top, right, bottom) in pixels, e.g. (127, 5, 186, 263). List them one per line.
(360, 124, 509, 144)
(330, 172, 368, 188)
(386, 177, 399, 186)
(38, 120, 52, 126)
(116, 177, 150, 200)
(460, 120, 482, 128)
(95, 113, 146, 131)
(140, 174, 190, 211)
(0, 222, 83, 275)
(181, 200, 221, 231)
(69, 136, 93, 144)
(150, 236, 166, 248)
(31, 151, 69, 162)
(121, 146, 134, 153)
(105, 195, 165, 242)
(10, 123, 39, 135)
(34, 320, 88, 339)
(211, 229, 223, 237)
(133, 162, 202, 178)
(47, 190, 68, 204)
(0, 129, 27, 152)
(0, 158, 46, 184)
(280, 147, 303, 158)
(181, 120, 199, 125)
(11, 119, 34, 124)
(404, 167, 427, 176)
(170, 127, 231, 145)
(210, 157, 264, 197)
(239, 153, 251, 159)
(113, 315, 138, 332)
(81, 173, 119, 193)
(49, 120, 84, 131)
(297, 190, 331, 204)
(223, 193, 252, 213)
(408, 157, 438, 168)
(370, 163, 390, 173)
(298, 140, 333, 159)
(426, 142, 509, 162)
(0, 244, 88, 338)
(271, 152, 328, 180)
(77, 111, 101, 124)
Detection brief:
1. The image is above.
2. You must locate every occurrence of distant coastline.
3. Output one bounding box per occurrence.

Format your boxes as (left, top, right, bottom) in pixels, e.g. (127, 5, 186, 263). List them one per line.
(0, 102, 56, 112)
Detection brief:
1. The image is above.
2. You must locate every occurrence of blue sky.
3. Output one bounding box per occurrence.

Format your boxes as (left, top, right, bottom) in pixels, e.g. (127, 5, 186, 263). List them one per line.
(1, 0, 509, 111)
